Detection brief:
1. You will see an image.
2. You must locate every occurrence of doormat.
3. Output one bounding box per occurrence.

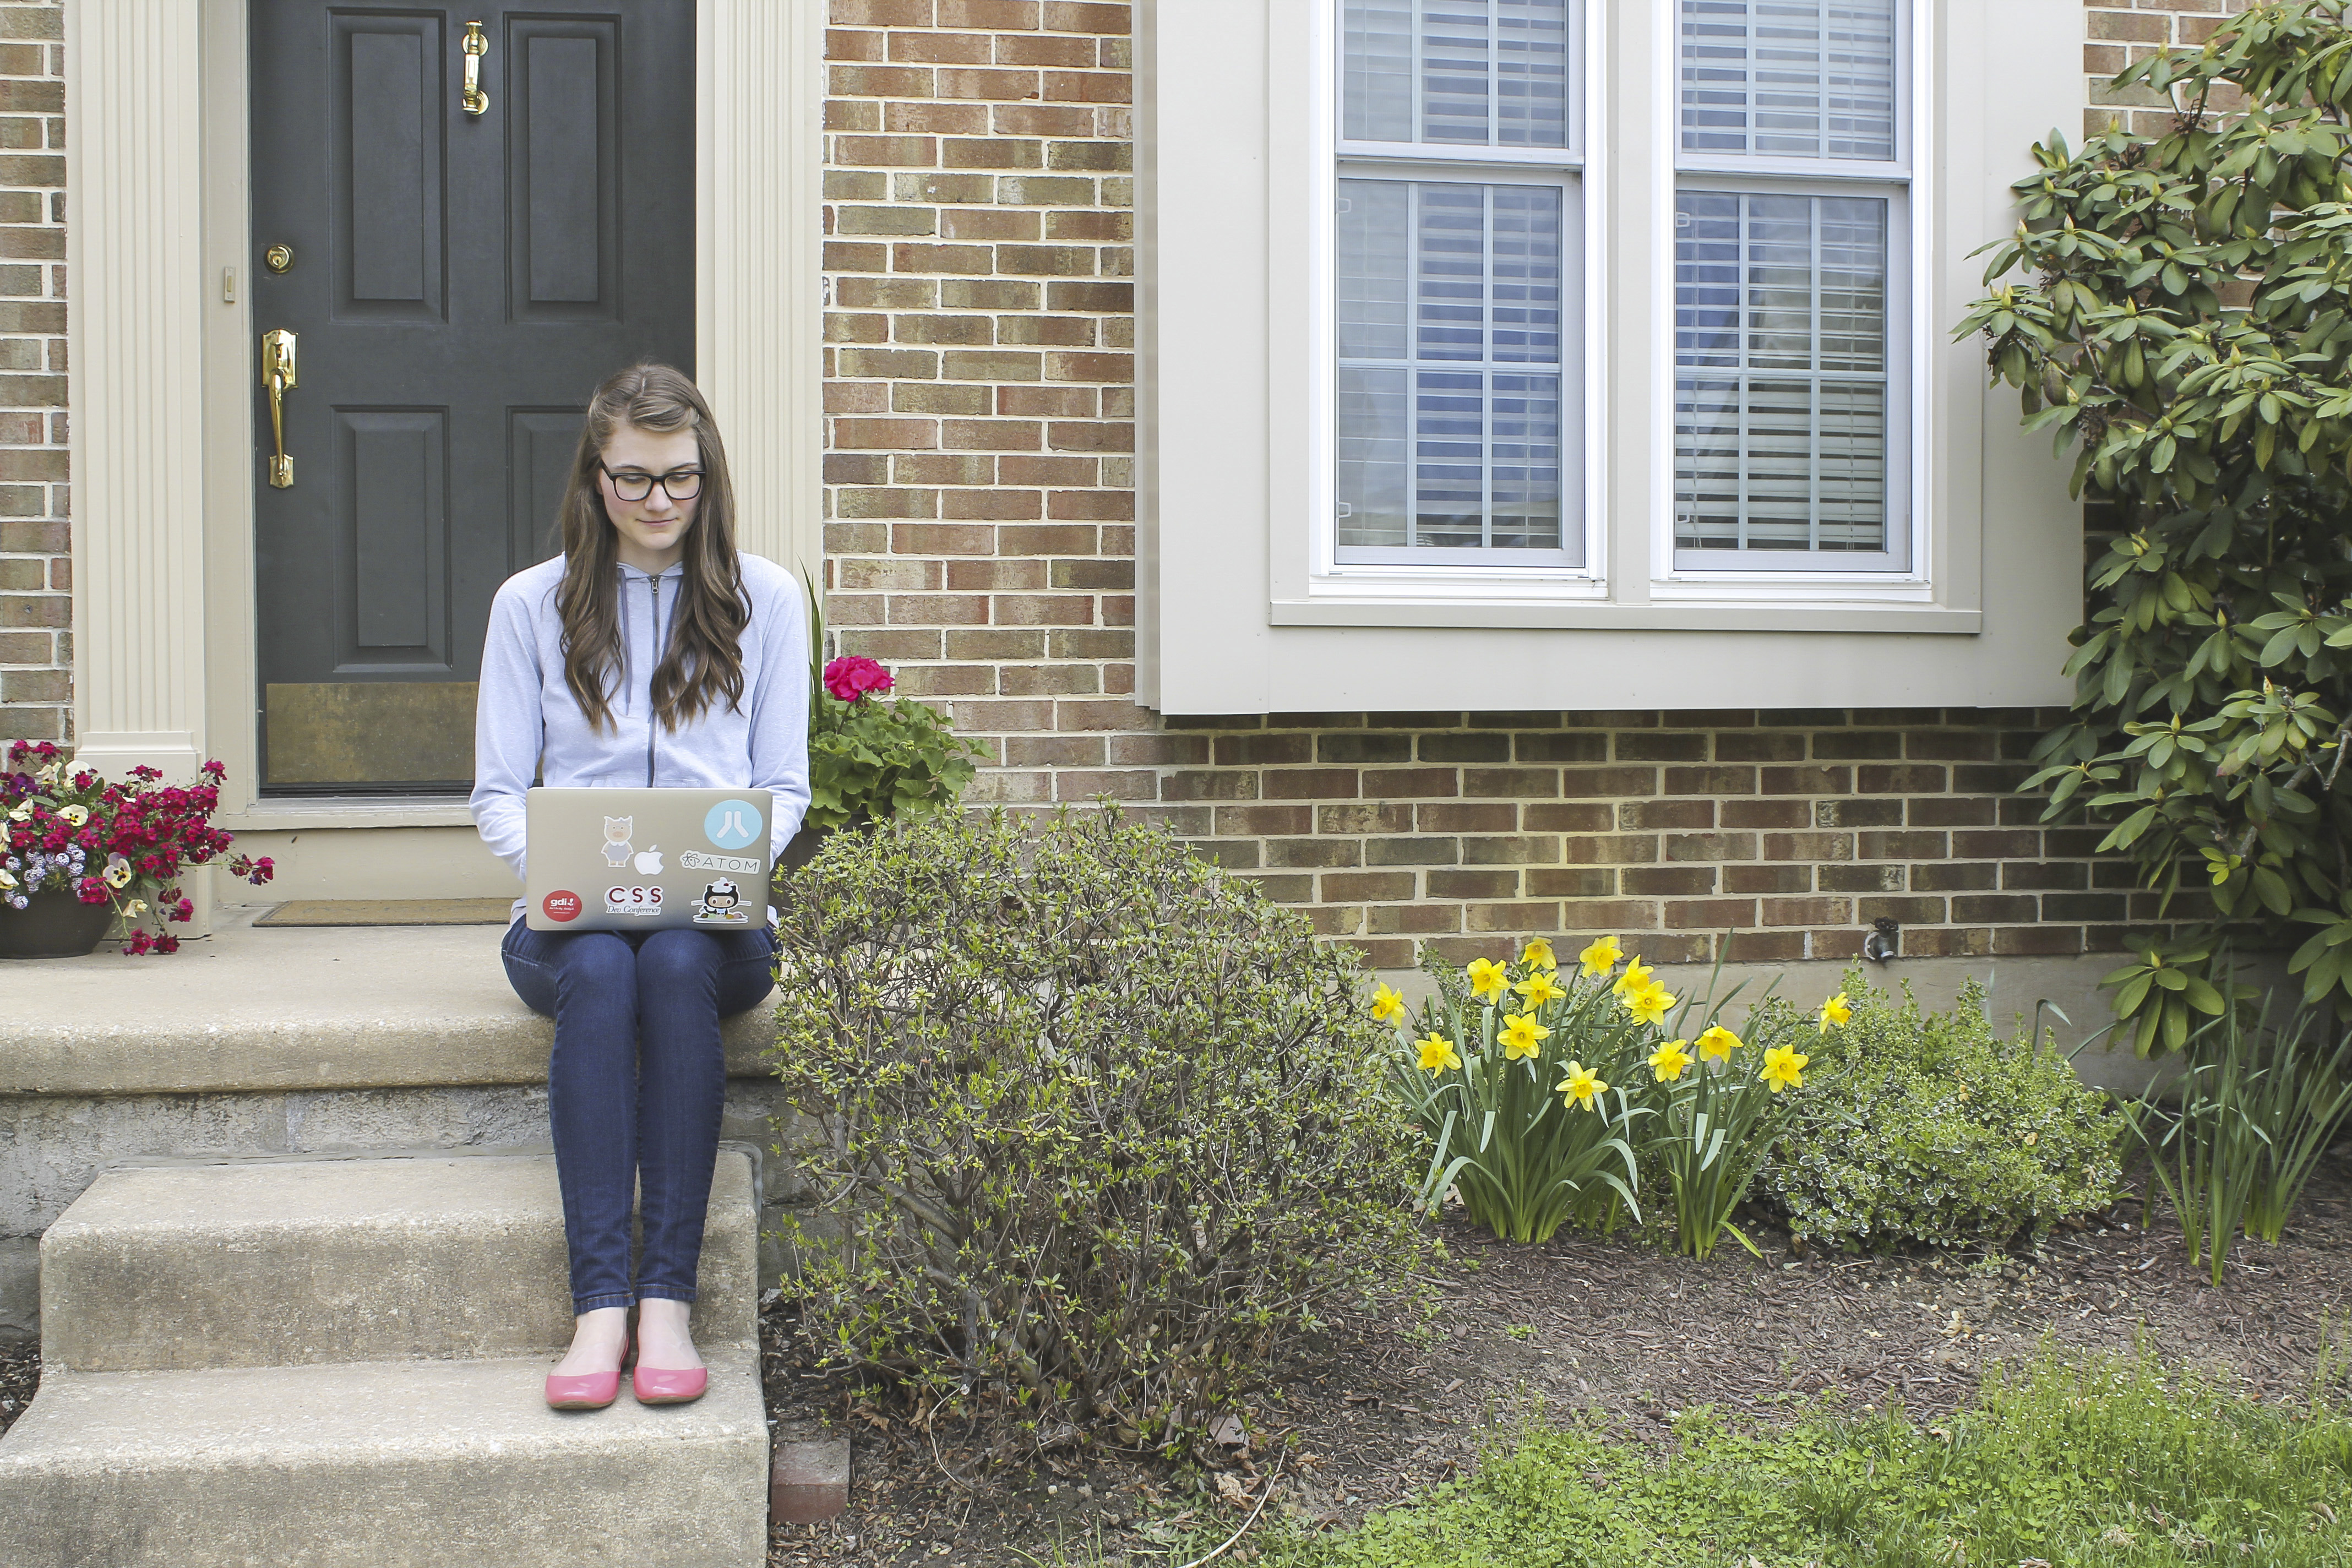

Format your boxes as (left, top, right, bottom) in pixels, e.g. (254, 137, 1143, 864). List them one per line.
(254, 899, 515, 928)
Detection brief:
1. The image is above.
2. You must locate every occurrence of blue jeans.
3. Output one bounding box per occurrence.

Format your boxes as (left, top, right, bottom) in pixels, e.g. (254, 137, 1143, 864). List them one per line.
(502, 918, 776, 1315)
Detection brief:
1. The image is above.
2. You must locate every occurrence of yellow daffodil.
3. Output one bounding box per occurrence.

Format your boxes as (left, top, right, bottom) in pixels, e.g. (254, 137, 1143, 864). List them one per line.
(102, 860, 133, 890)
(1370, 982, 1406, 1025)
(1466, 957, 1510, 1004)
(1611, 956, 1654, 999)
(1621, 980, 1677, 1027)
(57, 804, 88, 827)
(1499, 1012, 1550, 1060)
(1819, 992, 1853, 1033)
(1556, 1061, 1606, 1111)
(1521, 937, 1558, 972)
(1512, 970, 1567, 1008)
(1648, 1039, 1694, 1082)
(1578, 934, 1623, 976)
(1416, 1033, 1462, 1075)
(1696, 1024, 1743, 1063)
(1762, 1043, 1810, 1093)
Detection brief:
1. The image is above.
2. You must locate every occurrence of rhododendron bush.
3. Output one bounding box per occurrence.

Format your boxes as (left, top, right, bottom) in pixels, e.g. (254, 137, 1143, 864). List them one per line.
(1, 741, 273, 955)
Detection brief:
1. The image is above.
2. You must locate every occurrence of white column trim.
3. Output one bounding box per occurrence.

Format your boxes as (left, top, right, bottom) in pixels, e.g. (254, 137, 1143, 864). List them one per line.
(698, 0, 827, 590)
(66, 0, 210, 783)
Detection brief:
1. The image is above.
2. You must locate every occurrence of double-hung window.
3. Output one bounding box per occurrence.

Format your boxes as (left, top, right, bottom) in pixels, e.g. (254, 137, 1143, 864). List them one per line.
(1139, 0, 2087, 712)
(1335, 2, 1583, 569)
(1673, 0, 1911, 573)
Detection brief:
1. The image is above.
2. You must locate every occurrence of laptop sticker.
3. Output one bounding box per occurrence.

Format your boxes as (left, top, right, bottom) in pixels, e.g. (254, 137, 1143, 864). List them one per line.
(692, 878, 751, 925)
(704, 799, 763, 851)
(605, 885, 665, 916)
(542, 890, 583, 923)
(602, 816, 634, 867)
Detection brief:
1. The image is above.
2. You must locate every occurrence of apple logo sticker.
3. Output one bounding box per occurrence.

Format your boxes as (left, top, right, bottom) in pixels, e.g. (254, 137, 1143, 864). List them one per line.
(633, 846, 664, 875)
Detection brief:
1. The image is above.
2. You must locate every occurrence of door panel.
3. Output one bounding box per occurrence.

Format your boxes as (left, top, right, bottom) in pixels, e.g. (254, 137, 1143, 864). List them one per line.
(252, 0, 694, 793)
(340, 407, 447, 660)
(334, 16, 444, 319)
(513, 20, 617, 316)
(508, 408, 585, 568)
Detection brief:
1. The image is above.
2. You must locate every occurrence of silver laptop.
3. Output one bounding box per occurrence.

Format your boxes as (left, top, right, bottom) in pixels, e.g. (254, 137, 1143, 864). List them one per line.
(524, 787, 772, 933)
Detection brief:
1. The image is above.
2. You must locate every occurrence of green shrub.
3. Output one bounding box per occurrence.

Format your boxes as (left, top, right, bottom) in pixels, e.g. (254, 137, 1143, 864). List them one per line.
(767, 807, 1435, 1459)
(1758, 970, 2125, 1251)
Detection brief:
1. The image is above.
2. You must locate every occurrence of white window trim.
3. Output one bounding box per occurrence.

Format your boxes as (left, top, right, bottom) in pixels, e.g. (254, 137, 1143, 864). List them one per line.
(1136, 0, 2082, 712)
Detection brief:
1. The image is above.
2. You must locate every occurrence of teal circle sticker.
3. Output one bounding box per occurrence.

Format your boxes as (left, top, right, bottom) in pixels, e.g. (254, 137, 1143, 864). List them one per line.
(704, 798, 763, 851)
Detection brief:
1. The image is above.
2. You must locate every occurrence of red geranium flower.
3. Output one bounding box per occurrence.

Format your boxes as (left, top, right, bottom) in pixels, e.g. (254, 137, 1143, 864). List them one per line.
(822, 655, 895, 703)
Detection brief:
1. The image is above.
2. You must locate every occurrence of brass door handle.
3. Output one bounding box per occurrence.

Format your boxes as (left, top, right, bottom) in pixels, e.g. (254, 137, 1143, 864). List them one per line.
(261, 329, 298, 489)
(461, 20, 489, 116)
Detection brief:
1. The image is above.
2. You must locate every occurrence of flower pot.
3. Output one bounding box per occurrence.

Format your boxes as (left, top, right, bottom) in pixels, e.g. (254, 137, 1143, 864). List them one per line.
(0, 886, 117, 959)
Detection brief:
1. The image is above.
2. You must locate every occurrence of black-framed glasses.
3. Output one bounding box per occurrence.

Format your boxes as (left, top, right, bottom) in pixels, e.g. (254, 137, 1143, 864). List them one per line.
(600, 463, 704, 503)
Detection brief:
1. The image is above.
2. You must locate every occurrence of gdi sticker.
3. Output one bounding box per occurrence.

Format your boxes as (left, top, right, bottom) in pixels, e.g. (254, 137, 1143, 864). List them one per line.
(542, 890, 583, 923)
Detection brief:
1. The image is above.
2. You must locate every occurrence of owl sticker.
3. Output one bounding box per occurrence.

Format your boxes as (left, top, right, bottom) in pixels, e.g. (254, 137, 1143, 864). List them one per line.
(601, 816, 634, 867)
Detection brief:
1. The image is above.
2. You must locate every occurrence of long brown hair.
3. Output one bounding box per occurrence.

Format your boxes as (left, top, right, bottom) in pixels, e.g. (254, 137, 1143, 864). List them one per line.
(553, 363, 750, 732)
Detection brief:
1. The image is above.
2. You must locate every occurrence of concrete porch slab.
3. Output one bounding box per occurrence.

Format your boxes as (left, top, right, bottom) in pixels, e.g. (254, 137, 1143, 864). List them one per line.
(0, 907, 778, 1097)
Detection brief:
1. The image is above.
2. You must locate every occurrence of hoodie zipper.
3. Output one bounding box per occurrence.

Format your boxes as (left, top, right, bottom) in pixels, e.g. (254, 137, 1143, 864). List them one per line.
(645, 575, 662, 786)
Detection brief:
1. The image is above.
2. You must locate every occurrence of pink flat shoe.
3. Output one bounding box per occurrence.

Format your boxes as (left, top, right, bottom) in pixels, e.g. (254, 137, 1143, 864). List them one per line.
(631, 1362, 707, 1404)
(544, 1369, 620, 1411)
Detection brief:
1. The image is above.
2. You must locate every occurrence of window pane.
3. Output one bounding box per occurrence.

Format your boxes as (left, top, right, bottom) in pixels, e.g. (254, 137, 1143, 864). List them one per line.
(1680, 0, 1896, 161)
(1674, 189, 1888, 553)
(1338, 177, 1569, 554)
(1343, 0, 1575, 150)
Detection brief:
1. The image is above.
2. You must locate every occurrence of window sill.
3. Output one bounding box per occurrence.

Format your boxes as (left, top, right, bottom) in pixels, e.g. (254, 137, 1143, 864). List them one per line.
(1268, 596, 1980, 633)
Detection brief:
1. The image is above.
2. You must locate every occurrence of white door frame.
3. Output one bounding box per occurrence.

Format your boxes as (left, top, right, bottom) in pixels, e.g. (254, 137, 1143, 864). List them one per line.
(67, 0, 824, 834)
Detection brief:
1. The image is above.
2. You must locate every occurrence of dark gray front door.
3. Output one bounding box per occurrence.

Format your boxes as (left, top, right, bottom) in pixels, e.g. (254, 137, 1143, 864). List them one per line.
(250, 1, 694, 793)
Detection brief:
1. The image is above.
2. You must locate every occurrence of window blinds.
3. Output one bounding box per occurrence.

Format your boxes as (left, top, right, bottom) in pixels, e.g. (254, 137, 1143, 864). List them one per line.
(1338, 1, 1579, 562)
(1674, 0, 1901, 565)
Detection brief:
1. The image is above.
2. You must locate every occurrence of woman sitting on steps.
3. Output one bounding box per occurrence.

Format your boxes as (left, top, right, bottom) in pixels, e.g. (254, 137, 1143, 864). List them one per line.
(470, 363, 809, 1411)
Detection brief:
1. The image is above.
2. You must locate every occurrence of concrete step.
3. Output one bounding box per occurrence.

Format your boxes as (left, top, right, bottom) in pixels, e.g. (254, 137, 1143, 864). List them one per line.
(40, 1150, 759, 1372)
(0, 1348, 769, 1567)
(0, 906, 778, 1098)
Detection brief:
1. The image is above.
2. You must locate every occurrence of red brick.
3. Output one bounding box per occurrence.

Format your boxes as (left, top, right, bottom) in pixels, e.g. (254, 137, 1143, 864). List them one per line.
(1322, 871, 1417, 901)
(1856, 831, 1946, 860)
(1042, 1, 1129, 32)
(1664, 833, 1755, 862)
(938, 0, 1040, 25)
(1724, 864, 1810, 894)
(1522, 802, 1613, 833)
(771, 1436, 850, 1526)
(938, 67, 1042, 100)
(1264, 767, 1360, 800)
(1761, 765, 1849, 795)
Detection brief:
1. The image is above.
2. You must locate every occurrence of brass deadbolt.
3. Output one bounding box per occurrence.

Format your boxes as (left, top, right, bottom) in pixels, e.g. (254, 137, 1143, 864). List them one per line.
(265, 244, 294, 274)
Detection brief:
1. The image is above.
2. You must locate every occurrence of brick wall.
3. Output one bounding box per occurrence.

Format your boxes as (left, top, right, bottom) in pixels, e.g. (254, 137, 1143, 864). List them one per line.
(0, 0, 62, 748)
(2086, 0, 2256, 140)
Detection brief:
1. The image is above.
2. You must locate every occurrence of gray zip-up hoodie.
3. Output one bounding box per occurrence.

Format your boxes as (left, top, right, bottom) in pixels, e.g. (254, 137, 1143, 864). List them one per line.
(469, 553, 811, 884)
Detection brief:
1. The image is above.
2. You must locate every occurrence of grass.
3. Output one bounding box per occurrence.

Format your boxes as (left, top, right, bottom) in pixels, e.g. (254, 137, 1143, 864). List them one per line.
(1193, 1346, 2352, 1568)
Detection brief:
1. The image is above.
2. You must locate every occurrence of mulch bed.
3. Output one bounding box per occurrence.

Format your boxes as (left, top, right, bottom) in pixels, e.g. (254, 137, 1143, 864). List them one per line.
(760, 1152, 2352, 1567)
